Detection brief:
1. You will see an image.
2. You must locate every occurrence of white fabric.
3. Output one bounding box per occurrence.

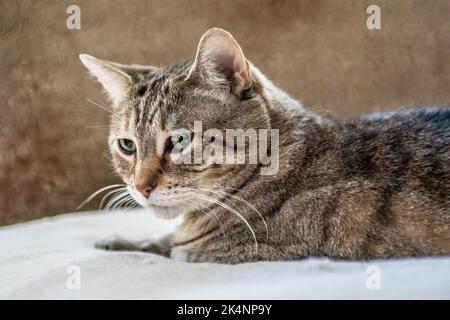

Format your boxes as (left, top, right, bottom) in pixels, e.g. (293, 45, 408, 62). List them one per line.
(1, 209, 449, 299)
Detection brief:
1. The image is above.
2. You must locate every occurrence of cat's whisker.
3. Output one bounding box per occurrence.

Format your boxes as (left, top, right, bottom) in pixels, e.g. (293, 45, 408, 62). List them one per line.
(123, 199, 133, 209)
(193, 191, 259, 257)
(129, 203, 140, 209)
(183, 197, 227, 239)
(76, 184, 126, 210)
(82, 125, 110, 130)
(104, 191, 130, 210)
(107, 192, 130, 210)
(86, 98, 116, 115)
(104, 196, 127, 211)
(84, 124, 110, 128)
(199, 187, 269, 244)
(123, 197, 140, 210)
(99, 187, 128, 209)
(110, 194, 129, 209)
(112, 195, 134, 210)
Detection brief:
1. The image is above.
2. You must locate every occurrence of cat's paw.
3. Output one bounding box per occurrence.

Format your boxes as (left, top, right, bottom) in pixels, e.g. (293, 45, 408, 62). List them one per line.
(138, 240, 170, 256)
(94, 236, 172, 256)
(94, 235, 137, 251)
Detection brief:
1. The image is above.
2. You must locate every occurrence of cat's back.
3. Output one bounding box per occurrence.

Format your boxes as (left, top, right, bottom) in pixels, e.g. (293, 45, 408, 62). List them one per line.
(359, 106, 450, 135)
(326, 107, 450, 258)
(341, 107, 450, 161)
(340, 106, 450, 196)
(353, 107, 450, 173)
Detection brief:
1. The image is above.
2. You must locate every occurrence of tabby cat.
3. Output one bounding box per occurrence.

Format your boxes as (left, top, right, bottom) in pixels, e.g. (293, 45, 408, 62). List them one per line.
(80, 28, 450, 263)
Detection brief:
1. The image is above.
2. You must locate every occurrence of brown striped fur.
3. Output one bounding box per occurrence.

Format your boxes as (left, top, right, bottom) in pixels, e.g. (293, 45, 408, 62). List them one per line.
(81, 28, 450, 263)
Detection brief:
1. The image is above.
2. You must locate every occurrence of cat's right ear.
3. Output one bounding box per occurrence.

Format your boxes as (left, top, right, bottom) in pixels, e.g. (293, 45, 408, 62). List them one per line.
(187, 28, 251, 96)
(79, 54, 133, 107)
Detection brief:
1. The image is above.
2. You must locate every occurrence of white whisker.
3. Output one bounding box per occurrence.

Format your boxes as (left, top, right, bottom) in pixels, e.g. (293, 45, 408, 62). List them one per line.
(194, 192, 259, 257)
(112, 195, 133, 210)
(99, 187, 127, 209)
(104, 191, 130, 210)
(199, 187, 269, 244)
(76, 184, 126, 210)
(87, 98, 116, 115)
(123, 198, 140, 210)
(183, 197, 227, 239)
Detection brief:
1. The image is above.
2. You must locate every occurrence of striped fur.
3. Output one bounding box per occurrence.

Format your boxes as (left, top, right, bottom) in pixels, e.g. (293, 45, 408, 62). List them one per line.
(82, 28, 450, 263)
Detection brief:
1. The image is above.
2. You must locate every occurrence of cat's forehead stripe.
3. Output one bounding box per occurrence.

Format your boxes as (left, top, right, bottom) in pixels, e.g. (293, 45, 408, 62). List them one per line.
(136, 89, 167, 127)
(123, 106, 134, 133)
(136, 94, 149, 127)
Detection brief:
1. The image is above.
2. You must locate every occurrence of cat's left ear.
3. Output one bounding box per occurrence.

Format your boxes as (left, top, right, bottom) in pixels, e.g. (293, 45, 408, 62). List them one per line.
(79, 54, 133, 107)
(187, 28, 251, 96)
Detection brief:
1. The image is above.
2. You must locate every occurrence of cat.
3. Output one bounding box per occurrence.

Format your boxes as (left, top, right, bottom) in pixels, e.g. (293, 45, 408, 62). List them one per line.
(80, 28, 450, 263)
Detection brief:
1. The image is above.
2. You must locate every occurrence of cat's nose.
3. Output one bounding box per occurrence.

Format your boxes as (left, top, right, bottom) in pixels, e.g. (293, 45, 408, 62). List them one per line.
(134, 159, 160, 199)
(136, 180, 157, 198)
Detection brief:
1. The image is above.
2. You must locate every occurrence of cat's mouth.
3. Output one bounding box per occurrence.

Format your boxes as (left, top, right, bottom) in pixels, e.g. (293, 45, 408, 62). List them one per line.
(126, 185, 193, 219)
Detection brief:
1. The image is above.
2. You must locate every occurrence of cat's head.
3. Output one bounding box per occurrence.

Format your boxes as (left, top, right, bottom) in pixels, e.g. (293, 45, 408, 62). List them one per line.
(80, 28, 272, 218)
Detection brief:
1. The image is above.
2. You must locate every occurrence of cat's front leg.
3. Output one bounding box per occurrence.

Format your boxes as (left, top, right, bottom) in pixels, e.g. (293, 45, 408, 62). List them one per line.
(94, 233, 173, 257)
(171, 243, 310, 264)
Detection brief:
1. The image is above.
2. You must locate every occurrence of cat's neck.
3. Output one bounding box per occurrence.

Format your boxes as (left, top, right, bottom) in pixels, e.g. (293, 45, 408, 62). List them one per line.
(251, 66, 302, 109)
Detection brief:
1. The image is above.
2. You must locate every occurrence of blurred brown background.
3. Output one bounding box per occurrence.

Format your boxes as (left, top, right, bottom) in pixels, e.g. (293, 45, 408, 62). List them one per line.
(0, 0, 449, 226)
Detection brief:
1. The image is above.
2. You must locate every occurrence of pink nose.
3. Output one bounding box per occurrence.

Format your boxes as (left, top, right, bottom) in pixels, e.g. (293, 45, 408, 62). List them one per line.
(134, 159, 160, 199)
(136, 180, 157, 198)
(139, 186, 152, 198)
(135, 179, 158, 198)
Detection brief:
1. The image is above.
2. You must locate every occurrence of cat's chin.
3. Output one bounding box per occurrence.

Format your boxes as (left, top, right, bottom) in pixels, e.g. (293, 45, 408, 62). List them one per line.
(147, 204, 185, 220)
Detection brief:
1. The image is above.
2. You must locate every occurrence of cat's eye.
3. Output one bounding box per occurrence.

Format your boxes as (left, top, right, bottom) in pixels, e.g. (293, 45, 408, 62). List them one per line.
(117, 139, 136, 155)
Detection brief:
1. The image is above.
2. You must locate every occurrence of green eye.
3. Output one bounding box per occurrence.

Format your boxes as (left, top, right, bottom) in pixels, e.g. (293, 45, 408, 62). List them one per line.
(118, 139, 136, 155)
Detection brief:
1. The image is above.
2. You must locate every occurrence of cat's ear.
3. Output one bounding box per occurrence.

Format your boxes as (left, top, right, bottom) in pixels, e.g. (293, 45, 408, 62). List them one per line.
(79, 54, 133, 107)
(187, 28, 251, 96)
